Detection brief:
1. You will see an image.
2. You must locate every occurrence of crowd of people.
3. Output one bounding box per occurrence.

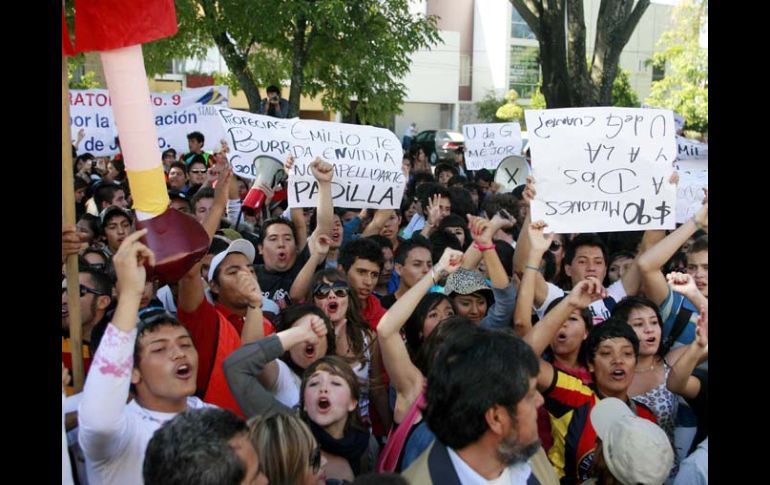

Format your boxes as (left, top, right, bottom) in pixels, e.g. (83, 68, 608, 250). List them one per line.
(62, 124, 708, 485)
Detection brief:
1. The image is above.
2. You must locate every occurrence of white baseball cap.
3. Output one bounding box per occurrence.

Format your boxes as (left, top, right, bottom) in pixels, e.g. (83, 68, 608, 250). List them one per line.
(207, 239, 256, 282)
(591, 397, 674, 485)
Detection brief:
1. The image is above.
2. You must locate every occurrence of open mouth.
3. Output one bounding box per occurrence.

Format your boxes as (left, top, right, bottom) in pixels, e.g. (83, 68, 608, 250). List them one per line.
(556, 331, 568, 343)
(645, 336, 657, 345)
(175, 364, 192, 378)
(317, 397, 331, 411)
(611, 369, 626, 380)
(328, 302, 339, 312)
(277, 251, 288, 262)
(305, 344, 316, 359)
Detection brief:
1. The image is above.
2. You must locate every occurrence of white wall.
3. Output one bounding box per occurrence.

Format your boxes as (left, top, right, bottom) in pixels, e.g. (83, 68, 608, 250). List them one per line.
(395, 104, 444, 139)
(471, 0, 511, 101)
(402, 30, 460, 104)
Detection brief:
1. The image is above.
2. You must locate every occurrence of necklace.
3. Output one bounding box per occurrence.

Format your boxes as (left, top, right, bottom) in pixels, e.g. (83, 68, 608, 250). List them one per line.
(635, 361, 657, 373)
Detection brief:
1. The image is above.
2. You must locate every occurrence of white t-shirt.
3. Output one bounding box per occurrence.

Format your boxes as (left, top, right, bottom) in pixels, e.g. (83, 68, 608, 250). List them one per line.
(78, 324, 212, 485)
(447, 446, 533, 484)
(271, 359, 302, 409)
(535, 279, 627, 325)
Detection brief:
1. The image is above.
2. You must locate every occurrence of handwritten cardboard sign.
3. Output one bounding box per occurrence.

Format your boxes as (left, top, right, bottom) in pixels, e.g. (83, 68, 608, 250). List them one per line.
(676, 135, 708, 161)
(215, 108, 405, 208)
(69, 86, 229, 157)
(676, 170, 708, 224)
(462, 122, 523, 170)
(525, 107, 677, 233)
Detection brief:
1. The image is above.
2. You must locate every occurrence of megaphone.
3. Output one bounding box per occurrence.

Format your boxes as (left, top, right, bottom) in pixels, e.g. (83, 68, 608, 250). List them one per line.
(242, 155, 288, 215)
(494, 155, 531, 193)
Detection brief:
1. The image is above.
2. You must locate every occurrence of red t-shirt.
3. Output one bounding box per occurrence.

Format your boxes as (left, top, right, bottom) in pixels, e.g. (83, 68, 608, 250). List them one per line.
(177, 297, 273, 397)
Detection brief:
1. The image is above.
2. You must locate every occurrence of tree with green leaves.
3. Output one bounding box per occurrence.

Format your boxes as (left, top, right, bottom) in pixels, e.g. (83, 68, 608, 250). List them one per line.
(510, 0, 650, 108)
(612, 68, 640, 107)
(645, 0, 708, 133)
(475, 91, 506, 123)
(496, 90, 525, 122)
(141, 0, 439, 122)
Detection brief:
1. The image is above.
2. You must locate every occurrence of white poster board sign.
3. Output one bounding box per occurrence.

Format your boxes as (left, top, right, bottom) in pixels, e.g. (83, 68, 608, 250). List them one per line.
(69, 86, 229, 158)
(525, 107, 677, 233)
(676, 171, 708, 224)
(462, 122, 522, 170)
(215, 107, 405, 208)
(676, 135, 708, 161)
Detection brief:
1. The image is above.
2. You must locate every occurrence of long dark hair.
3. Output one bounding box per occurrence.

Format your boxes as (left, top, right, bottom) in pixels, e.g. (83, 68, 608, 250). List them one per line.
(404, 293, 456, 361)
(305, 269, 373, 364)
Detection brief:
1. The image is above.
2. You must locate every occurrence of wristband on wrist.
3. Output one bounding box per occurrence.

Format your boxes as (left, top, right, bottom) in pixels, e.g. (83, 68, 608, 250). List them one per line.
(525, 264, 542, 273)
(432, 266, 448, 285)
(473, 241, 495, 252)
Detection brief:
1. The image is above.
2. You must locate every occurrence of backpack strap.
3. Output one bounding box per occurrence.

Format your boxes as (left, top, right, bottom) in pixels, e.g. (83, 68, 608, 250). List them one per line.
(662, 307, 693, 354)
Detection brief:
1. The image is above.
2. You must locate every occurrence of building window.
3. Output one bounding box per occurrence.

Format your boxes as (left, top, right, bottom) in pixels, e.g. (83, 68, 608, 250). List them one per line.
(509, 45, 540, 99)
(511, 8, 536, 40)
(652, 63, 665, 82)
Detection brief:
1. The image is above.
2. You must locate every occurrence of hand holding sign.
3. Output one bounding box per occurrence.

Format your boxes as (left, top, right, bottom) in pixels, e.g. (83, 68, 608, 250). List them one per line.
(310, 157, 334, 184)
(527, 220, 554, 256)
(694, 188, 707, 232)
(523, 176, 536, 207)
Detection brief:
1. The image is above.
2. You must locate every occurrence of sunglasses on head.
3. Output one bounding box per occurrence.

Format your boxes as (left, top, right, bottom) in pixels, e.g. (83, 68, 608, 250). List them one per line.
(136, 306, 175, 330)
(310, 445, 322, 474)
(313, 282, 349, 299)
(549, 241, 563, 252)
(62, 284, 109, 298)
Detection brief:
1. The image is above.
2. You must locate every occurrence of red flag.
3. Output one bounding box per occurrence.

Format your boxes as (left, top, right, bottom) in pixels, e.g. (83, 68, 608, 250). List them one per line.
(73, 0, 177, 52)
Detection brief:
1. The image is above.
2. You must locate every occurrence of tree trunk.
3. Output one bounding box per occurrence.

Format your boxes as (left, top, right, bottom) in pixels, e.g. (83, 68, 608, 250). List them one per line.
(566, 0, 594, 105)
(212, 33, 262, 112)
(512, 0, 650, 108)
(591, 0, 650, 105)
(347, 100, 359, 124)
(288, 14, 308, 118)
(200, 0, 262, 112)
(537, 1, 572, 108)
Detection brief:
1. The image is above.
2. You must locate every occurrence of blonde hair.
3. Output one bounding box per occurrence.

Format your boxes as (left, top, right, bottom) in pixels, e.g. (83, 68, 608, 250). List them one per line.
(248, 413, 315, 485)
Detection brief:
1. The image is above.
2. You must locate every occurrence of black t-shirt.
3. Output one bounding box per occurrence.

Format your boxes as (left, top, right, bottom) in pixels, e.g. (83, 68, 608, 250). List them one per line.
(379, 292, 398, 310)
(255, 245, 312, 309)
(686, 367, 708, 452)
